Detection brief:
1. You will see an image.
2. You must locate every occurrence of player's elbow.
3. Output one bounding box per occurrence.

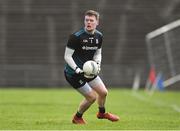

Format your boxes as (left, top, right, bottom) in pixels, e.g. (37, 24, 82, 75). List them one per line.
(64, 53, 68, 62)
(64, 47, 74, 63)
(64, 55, 72, 65)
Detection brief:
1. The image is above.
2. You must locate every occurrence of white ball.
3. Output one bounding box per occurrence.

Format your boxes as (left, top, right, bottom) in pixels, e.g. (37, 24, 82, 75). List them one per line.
(83, 60, 98, 77)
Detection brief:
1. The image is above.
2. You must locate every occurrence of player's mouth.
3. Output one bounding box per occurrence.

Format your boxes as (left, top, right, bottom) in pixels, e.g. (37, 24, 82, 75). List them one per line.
(87, 25, 91, 28)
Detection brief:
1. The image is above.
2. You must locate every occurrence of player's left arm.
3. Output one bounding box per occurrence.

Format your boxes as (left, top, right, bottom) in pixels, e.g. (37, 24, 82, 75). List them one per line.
(93, 33, 103, 73)
(93, 48, 102, 73)
(93, 48, 102, 64)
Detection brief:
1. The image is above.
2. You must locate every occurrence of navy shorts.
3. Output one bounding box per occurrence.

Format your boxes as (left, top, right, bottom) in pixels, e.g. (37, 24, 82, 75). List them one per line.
(64, 71, 97, 89)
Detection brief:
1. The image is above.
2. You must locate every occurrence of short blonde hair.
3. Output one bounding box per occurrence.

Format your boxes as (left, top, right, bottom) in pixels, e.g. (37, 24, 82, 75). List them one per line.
(85, 10, 100, 20)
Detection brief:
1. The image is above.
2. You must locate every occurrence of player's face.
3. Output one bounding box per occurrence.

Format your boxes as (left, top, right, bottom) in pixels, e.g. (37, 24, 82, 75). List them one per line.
(84, 15, 98, 33)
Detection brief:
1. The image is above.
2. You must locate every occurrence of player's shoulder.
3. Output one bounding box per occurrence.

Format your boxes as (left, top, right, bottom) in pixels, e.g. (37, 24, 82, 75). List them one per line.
(73, 28, 86, 37)
(95, 29, 103, 37)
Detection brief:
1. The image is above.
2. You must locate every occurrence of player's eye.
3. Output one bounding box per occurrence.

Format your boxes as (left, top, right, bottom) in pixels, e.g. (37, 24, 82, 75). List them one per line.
(85, 19, 94, 23)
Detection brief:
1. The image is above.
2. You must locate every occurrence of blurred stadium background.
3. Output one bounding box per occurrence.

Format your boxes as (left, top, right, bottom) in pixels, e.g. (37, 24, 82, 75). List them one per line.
(0, 0, 180, 88)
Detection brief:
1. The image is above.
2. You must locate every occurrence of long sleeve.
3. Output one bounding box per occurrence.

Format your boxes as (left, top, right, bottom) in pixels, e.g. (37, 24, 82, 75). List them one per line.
(64, 47, 78, 70)
(93, 48, 102, 64)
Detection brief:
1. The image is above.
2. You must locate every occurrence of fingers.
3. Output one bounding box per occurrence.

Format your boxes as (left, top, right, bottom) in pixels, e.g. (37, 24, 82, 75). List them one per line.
(75, 67, 84, 74)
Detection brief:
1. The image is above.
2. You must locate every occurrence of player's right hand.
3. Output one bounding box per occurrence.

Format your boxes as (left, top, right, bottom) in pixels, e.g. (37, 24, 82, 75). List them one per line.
(75, 67, 84, 75)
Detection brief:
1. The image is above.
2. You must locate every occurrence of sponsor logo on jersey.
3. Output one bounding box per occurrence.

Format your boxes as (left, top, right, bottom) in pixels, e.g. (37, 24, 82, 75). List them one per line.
(82, 46, 98, 50)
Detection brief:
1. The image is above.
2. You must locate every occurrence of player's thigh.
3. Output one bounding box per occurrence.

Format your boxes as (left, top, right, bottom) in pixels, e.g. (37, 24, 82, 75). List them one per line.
(77, 84, 97, 102)
(64, 72, 96, 101)
(88, 76, 108, 96)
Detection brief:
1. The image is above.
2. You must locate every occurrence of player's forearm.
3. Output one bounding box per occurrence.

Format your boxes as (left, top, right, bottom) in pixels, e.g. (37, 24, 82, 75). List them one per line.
(93, 48, 102, 64)
(64, 47, 78, 70)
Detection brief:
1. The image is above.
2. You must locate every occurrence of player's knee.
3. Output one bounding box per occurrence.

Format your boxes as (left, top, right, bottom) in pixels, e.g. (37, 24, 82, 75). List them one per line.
(100, 90, 108, 98)
(87, 94, 96, 103)
(90, 95, 96, 103)
(104, 90, 108, 97)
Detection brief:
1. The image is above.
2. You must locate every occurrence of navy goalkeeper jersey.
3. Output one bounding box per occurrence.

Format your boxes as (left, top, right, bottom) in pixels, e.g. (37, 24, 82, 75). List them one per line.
(65, 28, 103, 75)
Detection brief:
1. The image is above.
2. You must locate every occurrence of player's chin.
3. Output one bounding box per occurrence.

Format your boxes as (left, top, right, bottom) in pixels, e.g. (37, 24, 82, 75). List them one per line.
(86, 28, 94, 32)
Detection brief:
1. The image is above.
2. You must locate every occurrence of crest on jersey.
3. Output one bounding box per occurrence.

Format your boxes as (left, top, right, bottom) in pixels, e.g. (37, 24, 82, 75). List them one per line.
(96, 39, 99, 44)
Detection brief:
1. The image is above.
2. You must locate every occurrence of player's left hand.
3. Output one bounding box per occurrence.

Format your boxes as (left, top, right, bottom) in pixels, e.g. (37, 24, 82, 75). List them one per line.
(97, 62, 101, 74)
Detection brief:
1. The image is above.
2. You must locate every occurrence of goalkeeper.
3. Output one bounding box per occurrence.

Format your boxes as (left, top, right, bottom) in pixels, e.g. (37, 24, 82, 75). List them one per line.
(64, 10, 119, 124)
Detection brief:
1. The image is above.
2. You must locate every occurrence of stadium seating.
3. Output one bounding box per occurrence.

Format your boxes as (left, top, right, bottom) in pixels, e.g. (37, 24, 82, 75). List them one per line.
(0, 0, 179, 87)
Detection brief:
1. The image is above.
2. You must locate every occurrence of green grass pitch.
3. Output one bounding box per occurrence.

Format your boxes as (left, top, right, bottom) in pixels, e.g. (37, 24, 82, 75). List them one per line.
(0, 88, 180, 130)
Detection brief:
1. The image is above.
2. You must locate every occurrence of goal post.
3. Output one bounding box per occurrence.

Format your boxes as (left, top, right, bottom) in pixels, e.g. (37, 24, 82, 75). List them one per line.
(146, 19, 180, 89)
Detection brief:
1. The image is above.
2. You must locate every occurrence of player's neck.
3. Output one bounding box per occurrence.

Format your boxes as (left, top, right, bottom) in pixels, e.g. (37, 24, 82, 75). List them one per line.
(84, 28, 95, 35)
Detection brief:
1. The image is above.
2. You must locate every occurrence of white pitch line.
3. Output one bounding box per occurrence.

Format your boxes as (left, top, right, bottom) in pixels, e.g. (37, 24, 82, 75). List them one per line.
(130, 92, 180, 113)
(171, 104, 180, 113)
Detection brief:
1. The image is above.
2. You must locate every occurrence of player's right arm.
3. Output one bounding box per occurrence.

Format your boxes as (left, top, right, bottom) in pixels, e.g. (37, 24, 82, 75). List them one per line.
(64, 34, 83, 74)
(64, 47, 83, 74)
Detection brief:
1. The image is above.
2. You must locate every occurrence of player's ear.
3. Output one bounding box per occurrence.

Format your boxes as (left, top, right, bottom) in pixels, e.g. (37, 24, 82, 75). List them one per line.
(96, 19, 99, 26)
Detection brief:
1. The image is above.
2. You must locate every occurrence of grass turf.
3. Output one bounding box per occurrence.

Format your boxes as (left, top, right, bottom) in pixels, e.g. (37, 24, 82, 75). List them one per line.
(0, 88, 180, 130)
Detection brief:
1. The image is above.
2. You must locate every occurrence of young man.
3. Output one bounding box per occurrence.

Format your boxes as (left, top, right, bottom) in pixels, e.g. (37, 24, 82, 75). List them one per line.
(64, 10, 119, 124)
